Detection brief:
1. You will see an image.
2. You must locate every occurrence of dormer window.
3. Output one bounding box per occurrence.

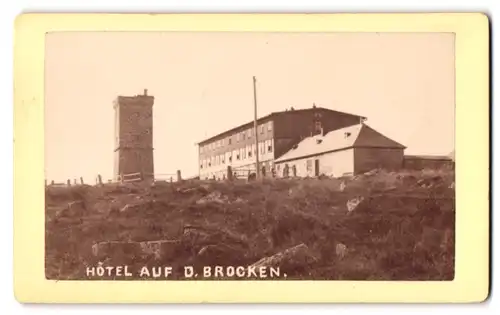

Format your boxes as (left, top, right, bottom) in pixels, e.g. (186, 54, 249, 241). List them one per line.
(314, 121, 322, 133)
(316, 139, 323, 144)
(344, 132, 351, 138)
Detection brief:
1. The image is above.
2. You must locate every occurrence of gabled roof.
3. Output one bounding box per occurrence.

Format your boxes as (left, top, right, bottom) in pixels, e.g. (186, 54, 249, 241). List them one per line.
(275, 123, 406, 163)
(196, 106, 366, 145)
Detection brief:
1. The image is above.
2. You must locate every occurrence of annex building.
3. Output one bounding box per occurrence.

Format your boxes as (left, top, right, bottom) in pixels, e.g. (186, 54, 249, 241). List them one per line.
(274, 123, 406, 178)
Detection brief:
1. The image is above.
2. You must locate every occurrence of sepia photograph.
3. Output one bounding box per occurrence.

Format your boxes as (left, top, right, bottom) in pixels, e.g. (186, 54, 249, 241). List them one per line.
(43, 30, 456, 281)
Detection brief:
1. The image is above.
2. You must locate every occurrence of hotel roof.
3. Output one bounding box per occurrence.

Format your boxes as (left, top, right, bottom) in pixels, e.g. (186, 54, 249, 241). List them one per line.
(196, 106, 366, 145)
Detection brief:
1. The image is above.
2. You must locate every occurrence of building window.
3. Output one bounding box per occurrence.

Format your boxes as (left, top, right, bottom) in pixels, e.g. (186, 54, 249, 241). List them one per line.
(260, 125, 264, 134)
(228, 137, 232, 145)
(268, 140, 273, 152)
(229, 156, 232, 162)
(247, 129, 252, 138)
(268, 121, 272, 131)
(241, 131, 246, 140)
(236, 133, 240, 142)
(237, 153, 240, 160)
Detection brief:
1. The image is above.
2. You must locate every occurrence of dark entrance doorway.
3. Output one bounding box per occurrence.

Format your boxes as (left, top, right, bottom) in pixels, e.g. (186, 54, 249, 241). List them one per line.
(314, 159, 320, 176)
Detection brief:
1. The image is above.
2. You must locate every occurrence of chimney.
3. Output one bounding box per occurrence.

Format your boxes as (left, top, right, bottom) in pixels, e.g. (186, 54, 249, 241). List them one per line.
(144, 89, 148, 96)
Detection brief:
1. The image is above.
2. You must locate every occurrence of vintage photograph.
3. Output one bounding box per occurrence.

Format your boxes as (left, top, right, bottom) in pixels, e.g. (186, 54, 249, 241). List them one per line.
(44, 31, 455, 281)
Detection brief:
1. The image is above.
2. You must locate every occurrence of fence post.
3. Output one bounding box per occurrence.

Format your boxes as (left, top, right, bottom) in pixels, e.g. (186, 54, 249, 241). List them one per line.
(227, 166, 233, 181)
(80, 177, 84, 185)
(176, 170, 182, 182)
(67, 179, 71, 186)
(97, 174, 103, 185)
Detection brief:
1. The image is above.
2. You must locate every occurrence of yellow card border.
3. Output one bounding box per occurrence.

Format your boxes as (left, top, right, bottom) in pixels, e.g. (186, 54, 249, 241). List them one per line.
(13, 13, 490, 303)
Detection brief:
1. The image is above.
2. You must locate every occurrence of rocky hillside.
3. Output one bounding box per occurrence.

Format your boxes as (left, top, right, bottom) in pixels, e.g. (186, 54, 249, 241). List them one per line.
(45, 168, 455, 280)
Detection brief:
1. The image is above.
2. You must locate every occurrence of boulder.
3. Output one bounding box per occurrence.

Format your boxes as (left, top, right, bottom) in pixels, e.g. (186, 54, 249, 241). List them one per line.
(195, 191, 229, 205)
(346, 196, 365, 212)
(139, 240, 181, 260)
(91, 241, 142, 259)
(250, 243, 317, 270)
(92, 239, 180, 261)
(57, 200, 86, 217)
(335, 243, 348, 259)
(196, 244, 244, 265)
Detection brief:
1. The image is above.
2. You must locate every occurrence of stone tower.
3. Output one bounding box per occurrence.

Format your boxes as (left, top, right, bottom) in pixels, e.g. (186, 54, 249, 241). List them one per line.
(113, 89, 154, 181)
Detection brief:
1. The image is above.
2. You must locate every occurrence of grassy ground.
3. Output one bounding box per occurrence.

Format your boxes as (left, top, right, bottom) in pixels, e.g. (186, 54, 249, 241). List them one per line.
(45, 168, 455, 280)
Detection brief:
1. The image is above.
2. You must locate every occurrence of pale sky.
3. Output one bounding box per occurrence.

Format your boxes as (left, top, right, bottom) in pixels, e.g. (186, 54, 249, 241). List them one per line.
(45, 32, 455, 183)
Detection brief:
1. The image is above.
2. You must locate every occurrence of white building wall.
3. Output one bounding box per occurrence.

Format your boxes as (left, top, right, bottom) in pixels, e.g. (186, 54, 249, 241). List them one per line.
(275, 148, 354, 178)
(199, 139, 275, 180)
